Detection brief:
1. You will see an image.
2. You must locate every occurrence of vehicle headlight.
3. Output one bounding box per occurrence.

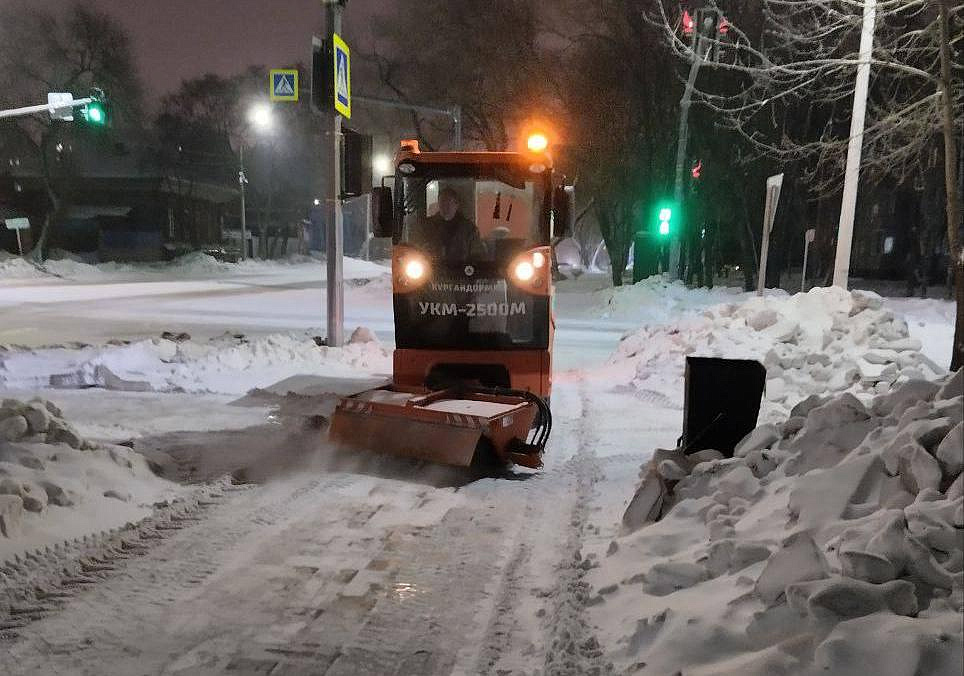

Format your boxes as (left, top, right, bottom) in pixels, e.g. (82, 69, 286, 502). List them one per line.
(514, 261, 535, 282)
(405, 259, 426, 280)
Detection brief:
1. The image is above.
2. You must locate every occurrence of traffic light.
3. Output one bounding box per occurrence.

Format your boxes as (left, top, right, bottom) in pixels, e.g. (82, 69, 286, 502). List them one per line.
(658, 206, 673, 236)
(81, 89, 108, 127)
(83, 101, 106, 125)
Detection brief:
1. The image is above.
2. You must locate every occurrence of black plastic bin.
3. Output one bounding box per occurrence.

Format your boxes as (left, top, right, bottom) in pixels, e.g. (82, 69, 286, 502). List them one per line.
(681, 356, 767, 457)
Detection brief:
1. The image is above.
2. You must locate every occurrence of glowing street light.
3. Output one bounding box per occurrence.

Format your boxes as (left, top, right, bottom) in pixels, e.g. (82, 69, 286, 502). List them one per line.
(248, 103, 273, 131)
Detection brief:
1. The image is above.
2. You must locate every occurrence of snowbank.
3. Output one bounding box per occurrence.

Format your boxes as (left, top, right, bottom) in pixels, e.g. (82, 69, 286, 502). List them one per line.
(0, 252, 45, 280)
(0, 396, 179, 560)
(558, 275, 746, 324)
(0, 330, 391, 396)
(0, 251, 389, 282)
(590, 371, 963, 675)
(611, 286, 947, 424)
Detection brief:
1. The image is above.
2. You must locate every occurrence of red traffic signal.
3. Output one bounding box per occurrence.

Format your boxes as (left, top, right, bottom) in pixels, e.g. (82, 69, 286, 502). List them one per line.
(682, 10, 695, 35)
(691, 159, 703, 179)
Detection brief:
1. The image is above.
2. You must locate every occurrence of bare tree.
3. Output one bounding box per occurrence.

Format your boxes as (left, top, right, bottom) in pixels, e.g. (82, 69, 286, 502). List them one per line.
(156, 67, 320, 257)
(653, 0, 963, 368)
(0, 1, 144, 260)
(368, 0, 551, 151)
(560, 0, 682, 286)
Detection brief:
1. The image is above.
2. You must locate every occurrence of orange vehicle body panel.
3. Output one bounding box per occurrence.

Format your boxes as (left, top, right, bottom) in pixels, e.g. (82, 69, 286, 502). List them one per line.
(393, 346, 552, 400)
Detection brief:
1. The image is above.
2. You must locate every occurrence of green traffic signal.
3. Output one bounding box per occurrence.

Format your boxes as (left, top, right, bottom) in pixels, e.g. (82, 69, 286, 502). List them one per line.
(657, 206, 673, 237)
(83, 101, 107, 125)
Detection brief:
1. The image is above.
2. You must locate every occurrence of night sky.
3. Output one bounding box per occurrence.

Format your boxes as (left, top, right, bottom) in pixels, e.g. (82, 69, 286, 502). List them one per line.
(24, 0, 385, 100)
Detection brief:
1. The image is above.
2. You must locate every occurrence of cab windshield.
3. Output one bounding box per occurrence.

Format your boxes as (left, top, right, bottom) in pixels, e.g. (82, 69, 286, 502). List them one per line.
(400, 175, 545, 264)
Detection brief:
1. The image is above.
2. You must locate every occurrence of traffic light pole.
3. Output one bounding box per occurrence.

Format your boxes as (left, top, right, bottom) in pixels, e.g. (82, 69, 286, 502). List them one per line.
(325, 0, 346, 347)
(668, 33, 712, 281)
(831, 0, 876, 289)
(0, 97, 93, 120)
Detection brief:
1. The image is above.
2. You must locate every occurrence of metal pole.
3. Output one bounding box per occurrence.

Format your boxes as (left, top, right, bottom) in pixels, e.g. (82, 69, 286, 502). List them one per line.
(802, 233, 811, 293)
(668, 26, 712, 280)
(451, 105, 462, 150)
(325, 0, 346, 347)
(239, 145, 248, 260)
(0, 97, 92, 120)
(832, 0, 876, 289)
(15, 229, 23, 256)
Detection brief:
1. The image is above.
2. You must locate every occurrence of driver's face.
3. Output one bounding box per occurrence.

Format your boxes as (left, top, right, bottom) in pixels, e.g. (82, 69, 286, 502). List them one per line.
(438, 193, 459, 221)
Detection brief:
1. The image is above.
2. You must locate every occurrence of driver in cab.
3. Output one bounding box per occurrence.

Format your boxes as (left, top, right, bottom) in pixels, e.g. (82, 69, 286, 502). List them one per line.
(414, 187, 486, 262)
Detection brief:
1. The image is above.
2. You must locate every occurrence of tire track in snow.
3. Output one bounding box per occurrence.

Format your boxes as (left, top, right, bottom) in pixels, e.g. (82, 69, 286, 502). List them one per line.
(1, 473, 360, 675)
(541, 382, 614, 676)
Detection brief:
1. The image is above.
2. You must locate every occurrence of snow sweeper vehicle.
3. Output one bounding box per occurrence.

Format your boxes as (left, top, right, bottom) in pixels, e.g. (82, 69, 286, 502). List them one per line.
(329, 135, 574, 469)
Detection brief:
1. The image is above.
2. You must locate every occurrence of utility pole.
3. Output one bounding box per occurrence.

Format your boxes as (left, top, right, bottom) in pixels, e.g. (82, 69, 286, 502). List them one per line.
(238, 145, 248, 260)
(669, 15, 714, 281)
(325, 0, 347, 347)
(832, 0, 876, 288)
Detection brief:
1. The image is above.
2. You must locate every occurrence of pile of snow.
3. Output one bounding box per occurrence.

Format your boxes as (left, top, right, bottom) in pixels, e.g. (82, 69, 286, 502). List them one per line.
(0, 329, 391, 396)
(0, 396, 178, 559)
(589, 371, 963, 675)
(612, 286, 947, 424)
(596, 277, 745, 320)
(0, 252, 44, 280)
(561, 276, 746, 323)
(0, 251, 389, 282)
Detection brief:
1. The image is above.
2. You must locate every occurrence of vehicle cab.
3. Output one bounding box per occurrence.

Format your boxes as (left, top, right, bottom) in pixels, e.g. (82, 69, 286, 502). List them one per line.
(372, 138, 573, 401)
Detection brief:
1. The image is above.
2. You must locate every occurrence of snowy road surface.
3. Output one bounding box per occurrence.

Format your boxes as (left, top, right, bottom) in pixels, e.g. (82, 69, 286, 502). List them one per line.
(0, 259, 957, 673)
(0, 261, 679, 674)
(2, 383, 663, 675)
(0, 262, 637, 370)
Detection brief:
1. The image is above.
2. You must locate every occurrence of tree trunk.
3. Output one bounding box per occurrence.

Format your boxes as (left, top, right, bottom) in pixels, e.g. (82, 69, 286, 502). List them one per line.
(938, 0, 963, 370)
(31, 131, 61, 262)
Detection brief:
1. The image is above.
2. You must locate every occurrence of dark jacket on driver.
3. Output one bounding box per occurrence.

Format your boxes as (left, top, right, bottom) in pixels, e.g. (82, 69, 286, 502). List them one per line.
(415, 211, 487, 262)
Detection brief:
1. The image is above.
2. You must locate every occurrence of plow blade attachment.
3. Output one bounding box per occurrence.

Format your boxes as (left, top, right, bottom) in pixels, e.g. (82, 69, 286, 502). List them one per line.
(330, 405, 483, 467)
(328, 386, 542, 468)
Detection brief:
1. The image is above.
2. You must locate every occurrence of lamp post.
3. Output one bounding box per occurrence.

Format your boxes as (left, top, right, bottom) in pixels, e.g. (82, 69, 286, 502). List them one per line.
(239, 145, 249, 260)
(237, 103, 274, 260)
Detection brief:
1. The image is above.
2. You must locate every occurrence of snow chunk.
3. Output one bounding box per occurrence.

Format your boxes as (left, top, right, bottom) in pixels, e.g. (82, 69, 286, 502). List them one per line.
(0, 495, 24, 538)
(755, 532, 828, 606)
(936, 422, 963, 478)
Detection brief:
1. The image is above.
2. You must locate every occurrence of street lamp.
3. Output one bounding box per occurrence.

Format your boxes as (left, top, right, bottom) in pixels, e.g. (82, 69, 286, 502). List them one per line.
(238, 103, 275, 260)
(248, 103, 274, 132)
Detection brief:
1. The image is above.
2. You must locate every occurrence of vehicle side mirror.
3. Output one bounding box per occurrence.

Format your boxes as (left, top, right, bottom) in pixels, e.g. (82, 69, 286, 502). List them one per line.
(372, 186, 394, 238)
(553, 185, 575, 238)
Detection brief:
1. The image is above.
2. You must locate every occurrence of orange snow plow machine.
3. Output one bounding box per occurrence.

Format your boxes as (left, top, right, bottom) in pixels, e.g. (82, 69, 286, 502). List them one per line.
(330, 136, 574, 469)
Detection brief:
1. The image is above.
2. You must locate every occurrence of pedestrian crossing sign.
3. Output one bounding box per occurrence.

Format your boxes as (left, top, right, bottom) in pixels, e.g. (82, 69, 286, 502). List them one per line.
(270, 69, 299, 102)
(332, 34, 351, 119)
